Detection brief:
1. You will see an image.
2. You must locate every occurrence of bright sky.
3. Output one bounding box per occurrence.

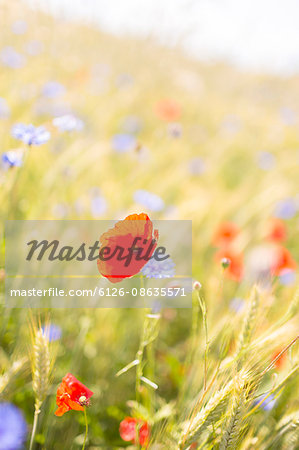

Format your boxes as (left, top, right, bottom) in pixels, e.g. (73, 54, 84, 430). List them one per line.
(27, 0, 299, 75)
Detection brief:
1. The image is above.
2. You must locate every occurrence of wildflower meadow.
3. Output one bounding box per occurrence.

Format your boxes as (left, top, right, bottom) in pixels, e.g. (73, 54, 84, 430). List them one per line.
(0, 1, 298, 449)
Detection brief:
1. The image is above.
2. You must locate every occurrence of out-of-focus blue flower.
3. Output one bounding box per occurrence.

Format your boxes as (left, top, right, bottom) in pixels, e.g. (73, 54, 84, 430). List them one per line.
(121, 115, 143, 134)
(42, 324, 62, 342)
(279, 269, 296, 286)
(34, 101, 71, 118)
(12, 124, 50, 146)
(274, 198, 296, 219)
(53, 114, 84, 132)
(91, 196, 107, 217)
(229, 297, 245, 313)
(141, 257, 175, 279)
(2, 151, 23, 168)
(111, 134, 136, 153)
(167, 122, 182, 138)
(0, 402, 27, 450)
(42, 81, 65, 98)
(11, 20, 27, 35)
(116, 73, 134, 88)
(257, 151, 276, 170)
(0, 47, 25, 69)
(221, 114, 241, 134)
(0, 98, 10, 118)
(26, 40, 43, 56)
(52, 203, 69, 218)
(151, 300, 162, 313)
(280, 107, 296, 125)
(254, 394, 276, 412)
(134, 189, 164, 212)
(188, 157, 206, 175)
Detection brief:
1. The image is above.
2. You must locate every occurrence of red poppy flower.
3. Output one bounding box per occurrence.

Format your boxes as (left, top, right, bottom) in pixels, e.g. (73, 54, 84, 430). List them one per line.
(155, 99, 181, 121)
(271, 348, 287, 369)
(55, 373, 94, 416)
(190, 443, 199, 450)
(267, 218, 287, 242)
(119, 417, 150, 446)
(271, 246, 297, 276)
(215, 248, 244, 282)
(97, 213, 159, 283)
(212, 222, 239, 247)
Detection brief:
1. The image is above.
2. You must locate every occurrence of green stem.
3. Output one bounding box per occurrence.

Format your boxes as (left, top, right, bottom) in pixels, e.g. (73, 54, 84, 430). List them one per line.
(29, 408, 39, 450)
(82, 407, 88, 450)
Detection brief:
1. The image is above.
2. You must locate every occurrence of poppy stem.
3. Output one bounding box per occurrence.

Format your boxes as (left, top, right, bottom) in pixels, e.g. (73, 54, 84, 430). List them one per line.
(82, 407, 88, 450)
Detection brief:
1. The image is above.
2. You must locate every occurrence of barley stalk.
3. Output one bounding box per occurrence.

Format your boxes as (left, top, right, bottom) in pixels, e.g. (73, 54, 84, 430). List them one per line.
(29, 328, 51, 450)
(265, 414, 299, 449)
(235, 286, 259, 360)
(179, 377, 238, 448)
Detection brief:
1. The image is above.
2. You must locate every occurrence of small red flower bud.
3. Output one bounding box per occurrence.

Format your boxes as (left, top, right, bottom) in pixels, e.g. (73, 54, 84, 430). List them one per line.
(193, 281, 202, 290)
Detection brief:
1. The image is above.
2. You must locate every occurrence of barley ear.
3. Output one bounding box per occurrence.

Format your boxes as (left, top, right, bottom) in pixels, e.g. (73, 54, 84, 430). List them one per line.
(219, 389, 246, 450)
(235, 286, 259, 361)
(32, 329, 50, 413)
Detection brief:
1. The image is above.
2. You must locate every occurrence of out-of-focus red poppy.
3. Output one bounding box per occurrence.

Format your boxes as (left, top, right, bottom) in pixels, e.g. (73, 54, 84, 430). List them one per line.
(271, 348, 287, 369)
(212, 222, 240, 247)
(271, 246, 297, 276)
(190, 443, 198, 450)
(215, 248, 244, 282)
(155, 99, 181, 121)
(267, 218, 287, 242)
(55, 373, 94, 416)
(119, 417, 150, 446)
(97, 213, 159, 283)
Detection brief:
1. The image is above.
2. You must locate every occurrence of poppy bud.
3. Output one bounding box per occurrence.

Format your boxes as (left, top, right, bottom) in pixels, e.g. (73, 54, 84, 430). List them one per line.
(193, 281, 202, 290)
(221, 257, 231, 269)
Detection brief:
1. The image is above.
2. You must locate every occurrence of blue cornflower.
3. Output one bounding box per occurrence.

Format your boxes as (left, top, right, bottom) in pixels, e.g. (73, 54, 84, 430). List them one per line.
(52, 203, 69, 218)
(11, 20, 27, 35)
(257, 151, 276, 170)
(229, 297, 245, 313)
(280, 107, 296, 125)
(279, 269, 296, 286)
(0, 97, 10, 118)
(0, 97, 10, 119)
(274, 198, 296, 219)
(42, 81, 65, 98)
(111, 134, 137, 153)
(91, 196, 107, 217)
(141, 257, 175, 279)
(254, 394, 276, 412)
(188, 157, 206, 175)
(26, 40, 43, 56)
(2, 151, 23, 169)
(53, 114, 84, 132)
(167, 122, 182, 138)
(0, 47, 25, 69)
(221, 114, 241, 134)
(0, 402, 27, 450)
(151, 300, 162, 313)
(42, 324, 62, 342)
(12, 124, 50, 146)
(134, 189, 164, 212)
(116, 73, 134, 88)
